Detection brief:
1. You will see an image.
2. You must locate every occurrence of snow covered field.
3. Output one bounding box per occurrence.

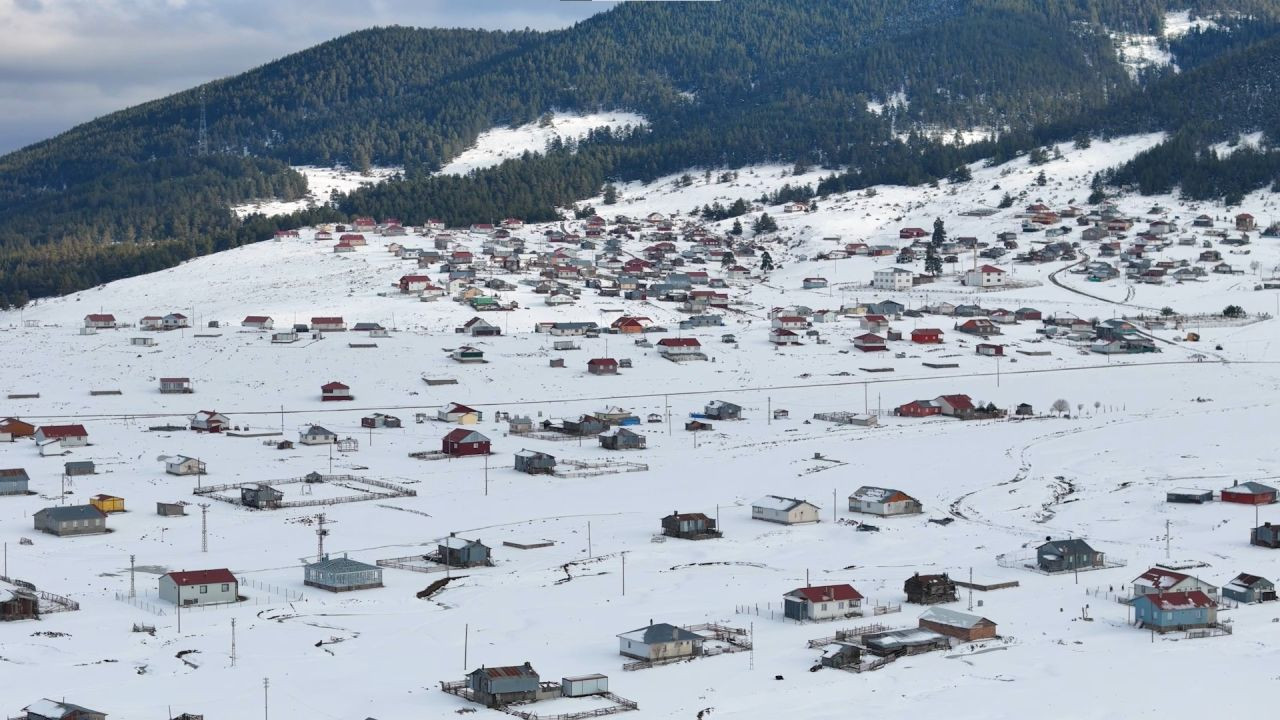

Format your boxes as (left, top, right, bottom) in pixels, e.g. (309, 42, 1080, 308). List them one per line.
(437, 111, 647, 176)
(5, 134, 1280, 718)
(231, 165, 402, 219)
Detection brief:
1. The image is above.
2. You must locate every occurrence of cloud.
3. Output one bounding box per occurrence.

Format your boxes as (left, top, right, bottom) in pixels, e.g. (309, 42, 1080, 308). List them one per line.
(0, 0, 611, 153)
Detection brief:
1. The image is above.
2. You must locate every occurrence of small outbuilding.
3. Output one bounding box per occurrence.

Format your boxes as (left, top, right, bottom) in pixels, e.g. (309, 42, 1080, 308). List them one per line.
(1223, 573, 1276, 604)
(89, 494, 125, 513)
(439, 536, 491, 567)
(466, 663, 539, 708)
(241, 483, 284, 509)
(904, 573, 958, 605)
(513, 450, 557, 475)
(918, 607, 997, 642)
(1036, 538, 1104, 573)
(0, 468, 31, 495)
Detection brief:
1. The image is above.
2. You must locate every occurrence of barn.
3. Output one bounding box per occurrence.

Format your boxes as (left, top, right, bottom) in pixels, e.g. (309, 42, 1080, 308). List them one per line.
(918, 607, 998, 642)
(442, 429, 491, 457)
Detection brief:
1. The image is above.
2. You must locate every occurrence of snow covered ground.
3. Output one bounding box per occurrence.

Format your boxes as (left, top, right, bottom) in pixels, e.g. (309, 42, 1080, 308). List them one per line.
(230, 165, 401, 219)
(437, 111, 648, 176)
(4, 134, 1280, 718)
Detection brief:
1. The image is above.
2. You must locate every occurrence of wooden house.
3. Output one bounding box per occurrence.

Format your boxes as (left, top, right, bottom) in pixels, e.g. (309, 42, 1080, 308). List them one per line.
(514, 450, 557, 475)
(461, 317, 501, 337)
(190, 411, 228, 433)
(64, 461, 95, 477)
(617, 623, 704, 661)
(911, 328, 943, 344)
(661, 511, 721, 540)
(1, 583, 39, 621)
(704, 400, 742, 420)
(1036, 538, 1104, 573)
(1222, 481, 1276, 505)
(165, 456, 205, 476)
(904, 572, 958, 604)
(320, 381, 352, 401)
(1236, 213, 1257, 231)
(90, 494, 124, 513)
(849, 486, 922, 516)
(587, 358, 619, 375)
(361, 413, 401, 428)
(1223, 573, 1276, 604)
(752, 495, 820, 524)
(0, 418, 35, 438)
(159, 569, 238, 606)
(853, 333, 887, 352)
(1251, 523, 1280, 548)
(156, 501, 187, 517)
(442, 429, 491, 457)
(438, 402, 482, 424)
(33, 505, 107, 536)
(896, 400, 941, 418)
(918, 607, 997, 642)
(439, 536, 491, 567)
(22, 699, 108, 720)
(241, 315, 274, 330)
(599, 428, 645, 450)
(819, 642, 861, 669)
(304, 554, 383, 592)
(241, 484, 283, 508)
(1166, 488, 1212, 504)
(1132, 591, 1217, 632)
(956, 318, 999, 336)
(783, 584, 863, 621)
(159, 377, 192, 394)
(0, 468, 31, 495)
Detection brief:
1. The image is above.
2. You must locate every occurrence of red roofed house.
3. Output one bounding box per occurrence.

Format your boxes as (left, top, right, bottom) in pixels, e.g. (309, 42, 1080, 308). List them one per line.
(84, 314, 117, 329)
(772, 315, 809, 331)
(911, 328, 943, 344)
(896, 400, 941, 418)
(588, 358, 619, 375)
(311, 317, 346, 332)
(1237, 213, 1257, 231)
(957, 318, 999, 336)
(783, 584, 864, 621)
(657, 337, 704, 359)
(964, 265, 1007, 288)
(976, 343, 1005, 356)
(854, 333, 887, 352)
(321, 381, 352, 401)
(769, 328, 801, 345)
(936, 394, 975, 418)
(1222, 481, 1277, 505)
(612, 316, 649, 334)
(241, 315, 274, 330)
(399, 274, 432, 293)
(34, 425, 89, 448)
(860, 314, 889, 333)
(190, 411, 229, 433)
(159, 568, 238, 606)
(442, 429, 491, 457)
(899, 227, 928, 239)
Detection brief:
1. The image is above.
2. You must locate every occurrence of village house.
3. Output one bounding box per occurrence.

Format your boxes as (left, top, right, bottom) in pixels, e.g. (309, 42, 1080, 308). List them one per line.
(1132, 567, 1218, 599)
(64, 460, 94, 477)
(783, 584, 864, 621)
(241, 484, 283, 509)
(159, 377, 192, 394)
(1132, 591, 1217, 632)
(918, 607, 997, 642)
(451, 346, 486, 363)
(159, 569, 238, 606)
(873, 267, 914, 292)
(661, 511, 721, 540)
(438, 402, 482, 424)
(0, 418, 35, 439)
(1251, 522, 1280, 548)
(849, 486, 922, 516)
(319, 381, 352, 401)
(1036, 538, 1104, 573)
(911, 328, 943, 344)
(976, 343, 1005, 357)
(514, 449, 557, 475)
(189, 411, 228, 433)
(618, 623, 704, 662)
(803, 277, 828, 289)
(34, 424, 88, 448)
(1, 582, 39, 621)
(599, 428, 646, 450)
(459, 317, 501, 337)
(162, 313, 189, 330)
(140, 315, 164, 331)
(656, 337, 705, 360)
(310, 316, 346, 332)
(956, 318, 999, 336)
(904, 573, 958, 605)
(853, 333, 887, 352)
(442, 429, 491, 457)
(704, 400, 743, 420)
(1222, 481, 1277, 505)
(305, 554, 383, 592)
(752, 495, 820, 524)
(896, 399, 942, 418)
(83, 314, 118, 329)
(165, 456, 206, 476)
(0, 468, 30, 495)
(300, 425, 337, 445)
(1166, 488, 1213, 504)
(21, 700, 108, 720)
(963, 265, 1007, 288)
(587, 358, 619, 375)
(361, 413, 401, 429)
(439, 536, 491, 567)
(33, 505, 107, 537)
(769, 328, 802, 345)
(1223, 573, 1276, 604)
(89, 494, 124, 513)
(1237, 212, 1257, 231)
(399, 274, 433, 293)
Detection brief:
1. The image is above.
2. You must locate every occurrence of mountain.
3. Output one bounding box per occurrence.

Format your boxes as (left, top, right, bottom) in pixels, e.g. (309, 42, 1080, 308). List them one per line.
(4, 0, 1280, 306)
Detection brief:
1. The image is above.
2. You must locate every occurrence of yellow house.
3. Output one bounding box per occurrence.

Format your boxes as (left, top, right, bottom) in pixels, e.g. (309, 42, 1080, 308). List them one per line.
(90, 494, 125, 514)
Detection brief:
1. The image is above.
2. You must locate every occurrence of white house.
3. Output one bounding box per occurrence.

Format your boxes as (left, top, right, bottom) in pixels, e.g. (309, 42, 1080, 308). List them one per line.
(963, 264, 1007, 288)
(33, 425, 89, 448)
(300, 425, 337, 445)
(783, 584, 864, 621)
(617, 622, 704, 661)
(848, 486, 922, 516)
(190, 411, 229, 433)
(164, 455, 206, 476)
(159, 569, 238, 606)
(873, 267, 914, 292)
(751, 495, 820, 524)
(241, 315, 274, 330)
(1132, 567, 1219, 598)
(656, 337, 704, 359)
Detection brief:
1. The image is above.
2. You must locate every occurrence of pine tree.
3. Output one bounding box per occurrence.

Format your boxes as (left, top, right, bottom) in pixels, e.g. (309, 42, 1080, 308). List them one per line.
(1035, 170, 1048, 186)
(602, 184, 618, 205)
(760, 250, 774, 272)
(931, 217, 946, 247)
(752, 213, 778, 235)
(730, 219, 743, 236)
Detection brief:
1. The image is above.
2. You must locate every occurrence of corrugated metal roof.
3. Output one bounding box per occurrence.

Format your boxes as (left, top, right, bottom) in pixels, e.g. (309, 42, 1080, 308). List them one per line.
(38, 504, 105, 521)
(919, 606, 993, 629)
(307, 556, 379, 573)
(167, 569, 236, 586)
(617, 622, 703, 644)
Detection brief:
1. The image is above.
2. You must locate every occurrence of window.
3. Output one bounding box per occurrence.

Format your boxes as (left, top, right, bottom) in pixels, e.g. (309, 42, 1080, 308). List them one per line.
(200, 585, 208, 594)
(221, 583, 230, 592)
(820, 603, 828, 611)
(837, 602, 845, 610)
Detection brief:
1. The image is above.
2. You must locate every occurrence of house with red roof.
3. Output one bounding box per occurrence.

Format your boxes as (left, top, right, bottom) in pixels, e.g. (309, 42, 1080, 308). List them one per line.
(321, 381, 352, 401)
(963, 265, 1007, 288)
(399, 274, 433, 293)
(896, 400, 941, 418)
(911, 328, 943, 344)
(241, 315, 274, 330)
(769, 328, 801, 345)
(83, 314, 117, 329)
(190, 411, 229, 433)
(957, 318, 1000, 336)
(854, 333, 887, 352)
(899, 227, 928, 239)
(442, 429, 491, 457)
(935, 395, 975, 418)
(159, 568, 238, 607)
(438, 402, 482, 424)
(587, 358, 619, 375)
(34, 425, 88, 448)
(976, 343, 1005, 356)
(657, 337, 705, 360)
(311, 317, 346, 332)
(783, 584, 864, 621)
(1132, 567, 1218, 599)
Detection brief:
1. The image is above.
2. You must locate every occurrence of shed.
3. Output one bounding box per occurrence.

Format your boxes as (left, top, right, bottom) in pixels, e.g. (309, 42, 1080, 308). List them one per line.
(820, 642, 861, 669)
(599, 428, 645, 450)
(1, 584, 39, 621)
(159, 377, 193, 394)
(467, 663, 539, 708)
(918, 606, 997, 642)
(1036, 538, 1104, 573)
(304, 554, 383, 592)
(1222, 481, 1277, 505)
(439, 536, 491, 567)
(241, 484, 283, 509)
(904, 573, 958, 605)
(1167, 488, 1213, 504)
(1223, 573, 1276, 604)
(442, 429, 491, 457)
(0, 468, 31, 495)
(64, 461, 96, 477)
(23, 699, 107, 720)
(514, 450, 557, 475)
(562, 674, 609, 698)
(89, 494, 124, 513)
(1251, 523, 1280, 548)
(704, 400, 742, 420)
(661, 511, 721, 540)
(156, 502, 187, 517)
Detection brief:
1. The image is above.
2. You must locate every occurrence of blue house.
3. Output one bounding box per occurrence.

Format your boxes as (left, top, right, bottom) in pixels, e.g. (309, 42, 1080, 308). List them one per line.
(0, 468, 30, 496)
(1132, 591, 1217, 632)
(466, 662, 539, 707)
(1223, 573, 1276, 604)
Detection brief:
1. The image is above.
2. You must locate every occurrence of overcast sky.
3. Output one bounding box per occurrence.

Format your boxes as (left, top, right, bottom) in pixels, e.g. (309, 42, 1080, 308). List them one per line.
(0, 0, 611, 154)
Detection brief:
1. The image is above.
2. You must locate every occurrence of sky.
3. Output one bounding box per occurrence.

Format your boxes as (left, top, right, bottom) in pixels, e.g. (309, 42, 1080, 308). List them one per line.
(0, 0, 611, 154)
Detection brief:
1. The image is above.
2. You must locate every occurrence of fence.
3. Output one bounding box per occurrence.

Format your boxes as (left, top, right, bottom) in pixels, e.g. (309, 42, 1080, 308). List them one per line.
(0, 574, 78, 613)
(996, 551, 1127, 575)
(554, 459, 649, 478)
(115, 591, 167, 616)
(505, 694, 639, 720)
(240, 577, 305, 602)
(194, 474, 415, 509)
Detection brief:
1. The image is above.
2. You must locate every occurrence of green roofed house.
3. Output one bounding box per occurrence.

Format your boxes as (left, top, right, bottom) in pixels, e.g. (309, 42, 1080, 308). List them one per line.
(304, 554, 383, 592)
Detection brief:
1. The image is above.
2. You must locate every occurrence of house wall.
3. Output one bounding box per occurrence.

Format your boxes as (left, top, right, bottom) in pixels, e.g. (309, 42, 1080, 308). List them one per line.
(786, 504, 820, 524)
(0, 478, 28, 495)
(1135, 603, 1214, 629)
(804, 598, 860, 620)
(920, 619, 996, 642)
(36, 513, 105, 536)
(619, 637, 697, 660)
(159, 576, 238, 606)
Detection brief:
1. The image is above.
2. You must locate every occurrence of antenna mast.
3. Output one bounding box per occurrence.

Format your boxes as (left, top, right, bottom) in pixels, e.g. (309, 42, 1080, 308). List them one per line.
(315, 513, 330, 560)
(200, 503, 210, 552)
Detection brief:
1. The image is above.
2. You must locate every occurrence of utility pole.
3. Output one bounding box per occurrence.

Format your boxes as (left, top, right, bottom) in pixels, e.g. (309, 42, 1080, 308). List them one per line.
(1165, 519, 1171, 559)
(832, 488, 837, 523)
(464, 623, 469, 670)
(587, 521, 593, 558)
(129, 554, 136, 598)
(484, 453, 489, 497)
(200, 503, 210, 553)
(665, 395, 671, 435)
(264, 678, 270, 720)
(767, 396, 771, 425)
(231, 618, 237, 666)
(968, 567, 974, 611)
(315, 513, 330, 560)
(621, 552, 627, 596)
(177, 602, 182, 633)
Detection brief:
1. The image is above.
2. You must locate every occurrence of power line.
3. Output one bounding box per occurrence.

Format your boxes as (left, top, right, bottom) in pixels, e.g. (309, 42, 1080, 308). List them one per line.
(8, 358, 1251, 423)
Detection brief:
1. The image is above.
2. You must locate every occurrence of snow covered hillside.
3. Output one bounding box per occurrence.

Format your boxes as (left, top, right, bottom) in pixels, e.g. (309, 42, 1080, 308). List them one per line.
(437, 111, 648, 176)
(231, 165, 401, 219)
(4, 134, 1280, 719)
